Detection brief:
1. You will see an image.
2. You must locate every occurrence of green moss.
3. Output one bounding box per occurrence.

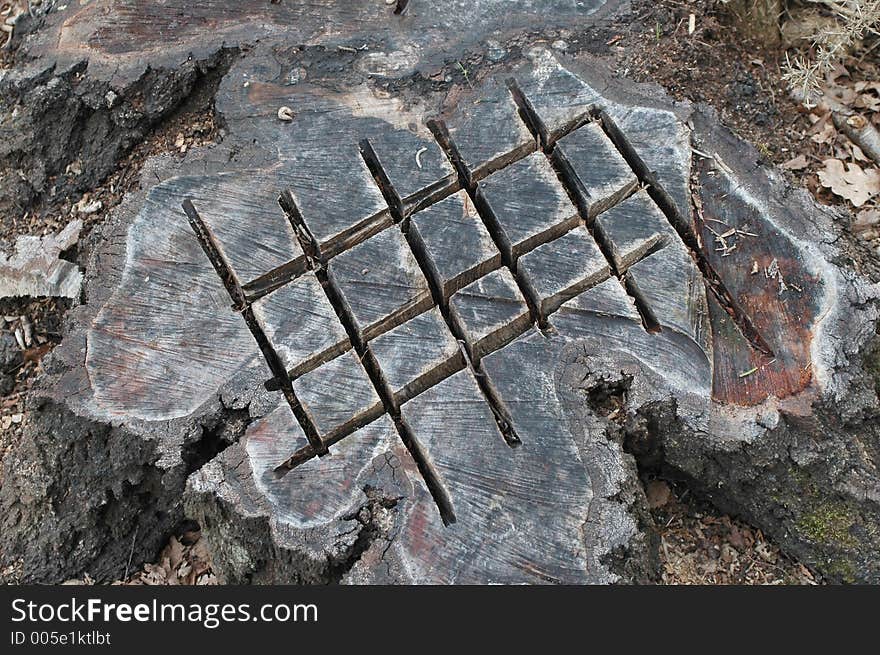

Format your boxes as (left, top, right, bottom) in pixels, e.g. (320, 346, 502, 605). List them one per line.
(823, 559, 857, 584)
(796, 502, 860, 550)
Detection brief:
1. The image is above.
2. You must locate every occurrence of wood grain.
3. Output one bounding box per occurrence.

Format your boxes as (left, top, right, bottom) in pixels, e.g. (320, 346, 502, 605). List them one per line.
(593, 190, 676, 272)
(518, 225, 611, 319)
(292, 350, 384, 439)
(369, 308, 465, 405)
(408, 190, 501, 299)
(328, 227, 433, 341)
(444, 80, 537, 184)
(252, 273, 351, 379)
(553, 121, 639, 219)
(558, 276, 642, 322)
(696, 161, 819, 405)
(86, 175, 278, 422)
(397, 366, 592, 584)
(477, 153, 580, 261)
(246, 406, 397, 529)
(367, 129, 458, 208)
(448, 268, 532, 361)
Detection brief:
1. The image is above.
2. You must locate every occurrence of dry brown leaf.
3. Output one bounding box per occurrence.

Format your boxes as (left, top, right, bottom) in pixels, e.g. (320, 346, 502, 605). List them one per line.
(166, 536, 185, 568)
(855, 81, 880, 95)
(645, 480, 672, 509)
(810, 122, 837, 145)
(782, 154, 808, 170)
(825, 62, 850, 85)
(854, 209, 880, 239)
(851, 143, 869, 162)
(827, 85, 857, 106)
(817, 158, 880, 207)
(856, 93, 880, 113)
(855, 208, 880, 225)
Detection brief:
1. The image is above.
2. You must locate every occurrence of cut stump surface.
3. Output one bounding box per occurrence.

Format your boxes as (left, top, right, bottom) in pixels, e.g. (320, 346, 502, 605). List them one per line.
(2, 0, 879, 585)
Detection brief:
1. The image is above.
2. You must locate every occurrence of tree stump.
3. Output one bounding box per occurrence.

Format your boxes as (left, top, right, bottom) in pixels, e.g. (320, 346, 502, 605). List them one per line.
(1, 0, 878, 584)
(727, 0, 783, 46)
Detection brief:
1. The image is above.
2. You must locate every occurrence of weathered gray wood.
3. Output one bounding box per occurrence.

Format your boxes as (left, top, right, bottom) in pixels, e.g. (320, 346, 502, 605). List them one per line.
(153, 172, 306, 285)
(87, 176, 268, 423)
(245, 406, 396, 528)
(624, 242, 710, 348)
(369, 308, 465, 405)
(593, 190, 677, 272)
(556, 276, 641, 322)
(398, 366, 593, 584)
(14, 1, 615, 86)
(448, 268, 532, 361)
(444, 81, 537, 183)
(553, 121, 638, 220)
(515, 60, 604, 142)
(550, 295, 713, 395)
(367, 129, 458, 208)
(329, 227, 433, 341)
(282, 146, 392, 256)
(17, 21, 876, 588)
(0, 220, 83, 299)
(521, 50, 692, 223)
(518, 226, 611, 318)
(477, 153, 580, 261)
(611, 107, 693, 226)
(292, 349, 383, 439)
(252, 273, 351, 379)
(696, 159, 820, 405)
(408, 190, 501, 299)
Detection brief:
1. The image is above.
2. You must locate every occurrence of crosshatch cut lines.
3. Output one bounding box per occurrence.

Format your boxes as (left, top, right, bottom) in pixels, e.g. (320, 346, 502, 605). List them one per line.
(183, 77, 770, 524)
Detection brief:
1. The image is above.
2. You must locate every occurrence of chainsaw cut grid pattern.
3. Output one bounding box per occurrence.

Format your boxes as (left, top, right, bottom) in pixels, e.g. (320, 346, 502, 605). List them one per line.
(183, 80, 709, 524)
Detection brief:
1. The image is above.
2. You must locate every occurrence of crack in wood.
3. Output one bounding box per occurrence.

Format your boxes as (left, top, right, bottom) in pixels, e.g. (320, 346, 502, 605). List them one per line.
(506, 78, 664, 332)
(189, 98, 687, 467)
(181, 199, 328, 457)
(361, 138, 525, 448)
(426, 117, 545, 326)
(277, 190, 456, 526)
(593, 108, 774, 356)
(359, 139, 405, 224)
(240, 256, 311, 302)
(238, 144, 462, 306)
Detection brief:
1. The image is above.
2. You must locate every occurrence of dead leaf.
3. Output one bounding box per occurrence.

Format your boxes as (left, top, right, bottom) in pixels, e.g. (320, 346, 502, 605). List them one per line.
(728, 524, 746, 550)
(817, 158, 880, 207)
(164, 536, 185, 570)
(782, 154, 808, 170)
(810, 122, 837, 145)
(825, 62, 850, 85)
(646, 480, 672, 509)
(855, 81, 880, 95)
(850, 143, 869, 162)
(856, 93, 880, 113)
(826, 83, 857, 106)
(854, 209, 880, 239)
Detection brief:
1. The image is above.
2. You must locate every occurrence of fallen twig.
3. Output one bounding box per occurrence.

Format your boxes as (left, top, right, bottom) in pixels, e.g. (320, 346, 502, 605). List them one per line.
(793, 87, 880, 167)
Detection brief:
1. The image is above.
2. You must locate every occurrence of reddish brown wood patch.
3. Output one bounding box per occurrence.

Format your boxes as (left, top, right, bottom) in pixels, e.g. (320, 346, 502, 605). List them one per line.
(696, 161, 820, 406)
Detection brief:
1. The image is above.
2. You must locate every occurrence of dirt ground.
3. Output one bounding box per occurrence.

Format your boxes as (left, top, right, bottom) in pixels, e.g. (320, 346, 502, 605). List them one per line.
(3, 0, 878, 585)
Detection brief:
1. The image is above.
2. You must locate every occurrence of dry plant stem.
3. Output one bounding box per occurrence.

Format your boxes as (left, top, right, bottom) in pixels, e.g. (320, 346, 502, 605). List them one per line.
(782, 0, 880, 100)
(792, 87, 880, 166)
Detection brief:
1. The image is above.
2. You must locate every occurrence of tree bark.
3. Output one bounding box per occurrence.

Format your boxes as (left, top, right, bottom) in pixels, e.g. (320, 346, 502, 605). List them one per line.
(728, 0, 783, 46)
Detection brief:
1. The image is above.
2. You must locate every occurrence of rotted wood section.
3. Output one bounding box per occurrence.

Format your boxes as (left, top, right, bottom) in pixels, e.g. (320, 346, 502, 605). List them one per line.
(23, 0, 617, 83)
